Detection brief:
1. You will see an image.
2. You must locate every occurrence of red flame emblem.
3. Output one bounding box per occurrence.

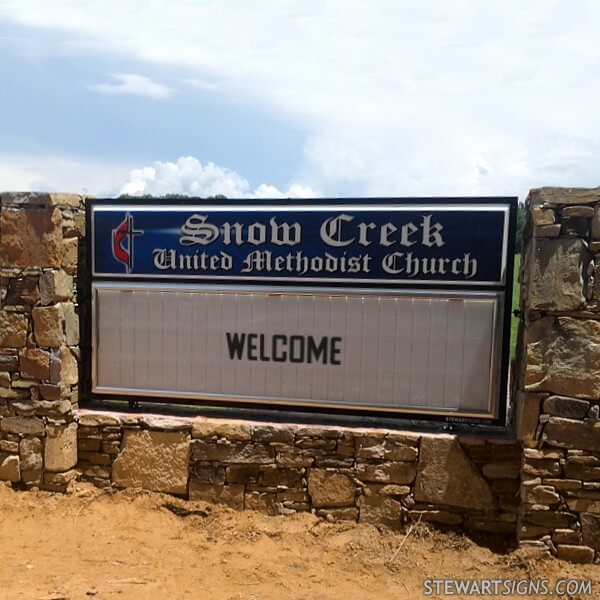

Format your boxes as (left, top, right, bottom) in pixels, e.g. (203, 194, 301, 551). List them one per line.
(111, 213, 142, 273)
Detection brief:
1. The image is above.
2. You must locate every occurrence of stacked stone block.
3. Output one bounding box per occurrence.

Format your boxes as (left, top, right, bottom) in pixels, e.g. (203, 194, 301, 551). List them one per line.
(0, 192, 83, 490)
(516, 187, 600, 563)
(77, 413, 124, 488)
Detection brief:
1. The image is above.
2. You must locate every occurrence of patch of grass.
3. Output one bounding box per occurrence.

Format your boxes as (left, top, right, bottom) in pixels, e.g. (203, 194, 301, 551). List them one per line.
(510, 253, 521, 359)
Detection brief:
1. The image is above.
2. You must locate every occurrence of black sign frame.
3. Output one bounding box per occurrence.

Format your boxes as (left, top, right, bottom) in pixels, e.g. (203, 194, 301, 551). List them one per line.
(83, 196, 517, 429)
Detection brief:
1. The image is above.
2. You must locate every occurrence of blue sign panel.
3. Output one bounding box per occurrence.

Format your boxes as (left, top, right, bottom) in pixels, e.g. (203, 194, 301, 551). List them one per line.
(92, 203, 509, 286)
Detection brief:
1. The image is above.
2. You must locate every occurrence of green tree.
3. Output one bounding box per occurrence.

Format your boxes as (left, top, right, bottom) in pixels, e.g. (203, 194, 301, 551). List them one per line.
(515, 201, 525, 254)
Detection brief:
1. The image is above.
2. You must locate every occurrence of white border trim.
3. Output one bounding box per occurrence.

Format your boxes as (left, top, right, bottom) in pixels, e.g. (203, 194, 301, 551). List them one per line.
(91, 281, 504, 419)
(91, 203, 510, 287)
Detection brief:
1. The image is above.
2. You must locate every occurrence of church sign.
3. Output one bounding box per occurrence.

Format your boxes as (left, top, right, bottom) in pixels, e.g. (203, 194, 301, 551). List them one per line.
(88, 198, 516, 425)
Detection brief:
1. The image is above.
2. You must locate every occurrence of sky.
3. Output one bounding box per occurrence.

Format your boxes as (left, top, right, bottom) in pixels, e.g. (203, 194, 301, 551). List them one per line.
(1, 1, 600, 199)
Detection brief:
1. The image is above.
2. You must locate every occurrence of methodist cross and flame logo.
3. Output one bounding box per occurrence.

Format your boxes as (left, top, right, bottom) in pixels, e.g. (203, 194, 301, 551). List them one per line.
(111, 213, 142, 273)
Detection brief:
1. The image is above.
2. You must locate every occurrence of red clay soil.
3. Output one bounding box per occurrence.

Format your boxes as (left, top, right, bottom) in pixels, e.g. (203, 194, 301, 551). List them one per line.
(0, 482, 597, 599)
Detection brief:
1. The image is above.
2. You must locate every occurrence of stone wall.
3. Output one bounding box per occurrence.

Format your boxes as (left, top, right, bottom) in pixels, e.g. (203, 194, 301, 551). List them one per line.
(515, 187, 600, 564)
(76, 410, 521, 534)
(0, 193, 83, 490)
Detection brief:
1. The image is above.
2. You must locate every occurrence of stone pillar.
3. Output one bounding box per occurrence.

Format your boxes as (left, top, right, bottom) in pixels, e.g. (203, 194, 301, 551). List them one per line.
(515, 187, 600, 564)
(0, 192, 85, 491)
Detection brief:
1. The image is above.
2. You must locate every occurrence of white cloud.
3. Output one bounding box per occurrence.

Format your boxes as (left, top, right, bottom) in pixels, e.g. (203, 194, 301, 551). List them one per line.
(181, 78, 221, 91)
(88, 73, 172, 100)
(252, 183, 316, 199)
(2, 2, 600, 197)
(0, 154, 316, 199)
(119, 156, 318, 198)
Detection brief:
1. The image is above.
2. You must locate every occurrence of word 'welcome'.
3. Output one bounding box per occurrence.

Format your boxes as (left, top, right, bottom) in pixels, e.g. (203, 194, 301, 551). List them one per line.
(226, 333, 342, 365)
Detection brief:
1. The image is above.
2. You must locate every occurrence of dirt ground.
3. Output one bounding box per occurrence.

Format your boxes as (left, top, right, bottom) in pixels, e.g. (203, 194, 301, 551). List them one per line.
(0, 482, 598, 600)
